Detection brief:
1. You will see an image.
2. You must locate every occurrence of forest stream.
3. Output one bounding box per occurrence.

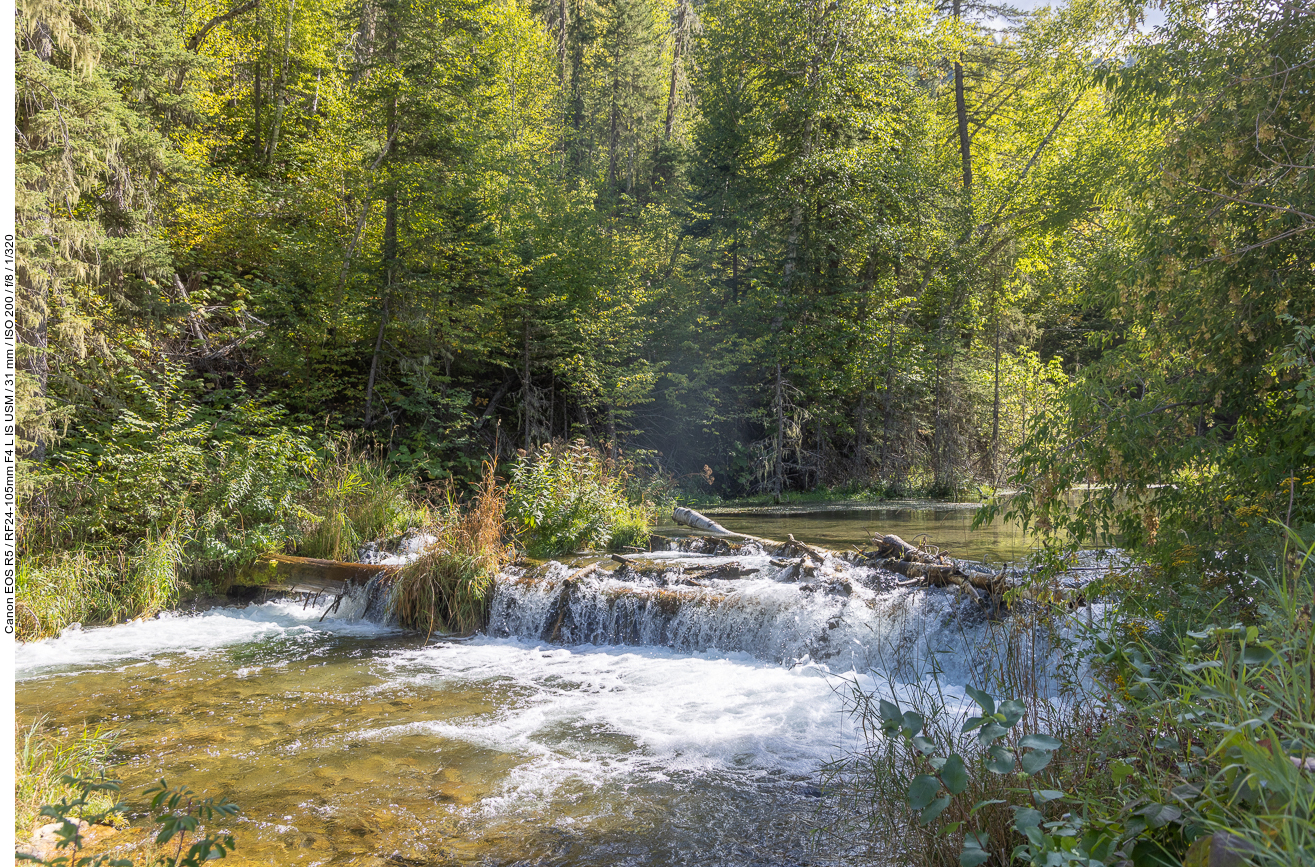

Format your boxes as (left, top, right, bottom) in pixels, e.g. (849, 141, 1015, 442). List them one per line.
(16, 504, 1096, 867)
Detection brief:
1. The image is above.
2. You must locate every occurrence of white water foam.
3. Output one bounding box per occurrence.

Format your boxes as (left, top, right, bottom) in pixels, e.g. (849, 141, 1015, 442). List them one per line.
(366, 638, 863, 813)
(15, 598, 398, 680)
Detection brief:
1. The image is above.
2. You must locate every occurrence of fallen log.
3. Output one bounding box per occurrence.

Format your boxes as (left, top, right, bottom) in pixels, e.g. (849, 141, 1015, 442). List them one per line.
(672, 506, 733, 535)
(868, 557, 959, 582)
(671, 506, 791, 553)
(787, 534, 826, 563)
(874, 534, 923, 560)
(246, 553, 396, 589)
(566, 561, 602, 583)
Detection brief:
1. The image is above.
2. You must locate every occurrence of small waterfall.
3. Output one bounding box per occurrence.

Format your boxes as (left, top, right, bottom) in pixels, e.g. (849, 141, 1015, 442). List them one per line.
(331, 572, 397, 624)
(486, 539, 1005, 675)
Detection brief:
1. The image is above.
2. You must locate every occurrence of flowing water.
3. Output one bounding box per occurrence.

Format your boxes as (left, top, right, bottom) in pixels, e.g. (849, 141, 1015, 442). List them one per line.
(15, 503, 1085, 867)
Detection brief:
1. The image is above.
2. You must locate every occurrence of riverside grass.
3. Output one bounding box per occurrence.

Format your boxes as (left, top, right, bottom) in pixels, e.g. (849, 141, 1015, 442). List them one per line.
(16, 533, 183, 642)
(15, 717, 120, 836)
(17, 436, 421, 639)
(295, 436, 424, 563)
(390, 464, 510, 637)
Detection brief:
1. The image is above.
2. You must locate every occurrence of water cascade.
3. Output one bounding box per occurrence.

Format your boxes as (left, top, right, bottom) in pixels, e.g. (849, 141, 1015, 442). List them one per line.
(487, 537, 997, 675)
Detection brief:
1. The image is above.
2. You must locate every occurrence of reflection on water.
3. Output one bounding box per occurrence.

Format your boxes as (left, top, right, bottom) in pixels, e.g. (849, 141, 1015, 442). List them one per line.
(668, 500, 1040, 563)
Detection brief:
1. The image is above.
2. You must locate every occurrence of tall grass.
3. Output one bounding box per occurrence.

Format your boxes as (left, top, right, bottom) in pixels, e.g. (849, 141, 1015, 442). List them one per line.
(390, 464, 509, 637)
(17, 532, 182, 640)
(296, 436, 425, 562)
(15, 717, 120, 835)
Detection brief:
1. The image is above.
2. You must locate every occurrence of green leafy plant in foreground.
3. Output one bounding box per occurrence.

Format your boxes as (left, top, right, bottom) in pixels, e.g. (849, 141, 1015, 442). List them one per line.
(876, 685, 1116, 867)
(17, 776, 238, 867)
(1090, 526, 1315, 867)
(836, 526, 1315, 867)
(16, 720, 120, 836)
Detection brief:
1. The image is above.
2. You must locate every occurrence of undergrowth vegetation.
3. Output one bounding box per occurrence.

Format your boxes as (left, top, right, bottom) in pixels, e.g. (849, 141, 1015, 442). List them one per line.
(295, 437, 424, 563)
(505, 440, 661, 558)
(17, 369, 419, 637)
(824, 527, 1315, 867)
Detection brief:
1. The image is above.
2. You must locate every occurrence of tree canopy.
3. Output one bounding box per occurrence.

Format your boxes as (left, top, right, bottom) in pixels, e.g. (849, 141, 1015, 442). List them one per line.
(15, 0, 1314, 571)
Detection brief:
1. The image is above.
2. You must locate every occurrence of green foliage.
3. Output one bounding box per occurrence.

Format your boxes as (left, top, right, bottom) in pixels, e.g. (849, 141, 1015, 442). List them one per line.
(17, 776, 239, 867)
(296, 437, 424, 563)
(1089, 528, 1315, 867)
(31, 365, 316, 573)
(17, 533, 182, 640)
(17, 374, 423, 633)
(994, 0, 1315, 573)
(15, 720, 120, 837)
(827, 528, 1315, 867)
(505, 440, 655, 557)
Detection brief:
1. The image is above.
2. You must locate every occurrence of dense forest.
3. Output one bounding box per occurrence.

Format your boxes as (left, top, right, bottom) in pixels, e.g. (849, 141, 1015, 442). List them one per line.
(15, 0, 1314, 591)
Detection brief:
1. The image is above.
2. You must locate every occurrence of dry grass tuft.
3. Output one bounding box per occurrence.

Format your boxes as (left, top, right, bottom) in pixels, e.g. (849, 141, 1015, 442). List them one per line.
(390, 463, 510, 637)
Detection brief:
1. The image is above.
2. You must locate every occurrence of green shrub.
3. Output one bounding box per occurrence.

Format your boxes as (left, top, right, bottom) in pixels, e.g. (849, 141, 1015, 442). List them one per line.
(29, 365, 317, 578)
(18, 368, 426, 630)
(1087, 527, 1315, 867)
(505, 440, 655, 557)
(823, 528, 1315, 867)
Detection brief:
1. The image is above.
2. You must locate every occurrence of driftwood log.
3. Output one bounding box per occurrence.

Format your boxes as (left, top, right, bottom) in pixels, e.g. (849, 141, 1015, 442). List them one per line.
(246, 552, 396, 595)
(670, 507, 1064, 609)
(671, 506, 786, 550)
(859, 533, 1004, 606)
(672, 506, 733, 535)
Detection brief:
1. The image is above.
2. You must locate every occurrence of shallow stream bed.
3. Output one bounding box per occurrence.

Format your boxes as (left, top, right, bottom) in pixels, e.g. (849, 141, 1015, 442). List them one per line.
(16, 502, 1068, 866)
